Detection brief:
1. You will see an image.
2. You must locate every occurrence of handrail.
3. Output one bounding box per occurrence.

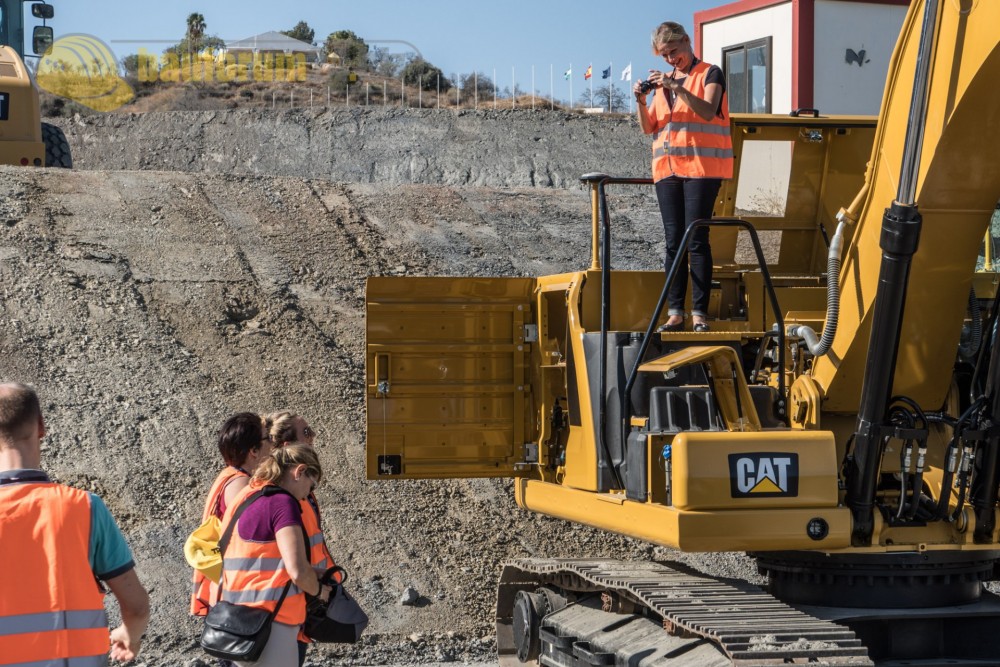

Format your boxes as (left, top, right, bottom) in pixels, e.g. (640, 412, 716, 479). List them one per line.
(580, 173, 788, 490)
(620, 218, 789, 454)
(581, 174, 653, 490)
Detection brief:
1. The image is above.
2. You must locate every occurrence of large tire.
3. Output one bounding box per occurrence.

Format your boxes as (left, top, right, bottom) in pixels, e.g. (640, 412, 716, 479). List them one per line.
(41, 122, 72, 168)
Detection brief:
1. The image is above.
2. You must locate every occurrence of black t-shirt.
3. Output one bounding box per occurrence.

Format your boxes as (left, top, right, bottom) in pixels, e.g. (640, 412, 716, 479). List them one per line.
(668, 60, 726, 116)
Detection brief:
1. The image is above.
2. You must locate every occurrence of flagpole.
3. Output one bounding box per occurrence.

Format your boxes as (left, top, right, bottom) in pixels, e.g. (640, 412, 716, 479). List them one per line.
(550, 64, 553, 110)
(531, 65, 535, 110)
(512, 66, 515, 109)
(609, 60, 613, 112)
(493, 67, 497, 109)
(628, 62, 631, 114)
(570, 62, 572, 110)
(627, 62, 632, 113)
(590, 64, 593, 108)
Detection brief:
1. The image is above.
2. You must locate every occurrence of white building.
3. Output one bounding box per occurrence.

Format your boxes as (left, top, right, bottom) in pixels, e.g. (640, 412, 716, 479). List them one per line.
(223, 31, 323, 64)
(694, 0, 908, 115)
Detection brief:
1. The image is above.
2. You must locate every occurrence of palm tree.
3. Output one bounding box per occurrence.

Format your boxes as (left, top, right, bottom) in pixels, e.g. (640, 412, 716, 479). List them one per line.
(186, 13, 206, 55)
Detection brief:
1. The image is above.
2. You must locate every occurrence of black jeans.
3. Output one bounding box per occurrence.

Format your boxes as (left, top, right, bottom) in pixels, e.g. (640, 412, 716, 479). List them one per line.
(655, 176, 722, 317)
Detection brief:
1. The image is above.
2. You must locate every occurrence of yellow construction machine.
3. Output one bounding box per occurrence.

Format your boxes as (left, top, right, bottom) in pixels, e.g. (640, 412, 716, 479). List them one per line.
(0, 0, 71, 168)
(367, 1, 1000, 663)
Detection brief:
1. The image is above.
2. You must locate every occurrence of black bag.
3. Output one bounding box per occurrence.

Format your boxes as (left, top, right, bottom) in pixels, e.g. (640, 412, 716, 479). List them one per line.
(201, 592, 287, 661)
(303, 566, 369, 644)
(200, 488, 294, 661)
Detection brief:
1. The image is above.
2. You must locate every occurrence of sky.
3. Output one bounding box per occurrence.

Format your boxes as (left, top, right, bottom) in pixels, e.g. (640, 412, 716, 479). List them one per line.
(40, 0, 723, 104)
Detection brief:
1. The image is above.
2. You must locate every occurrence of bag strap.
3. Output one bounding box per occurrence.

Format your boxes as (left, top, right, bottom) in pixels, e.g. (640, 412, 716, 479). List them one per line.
(322, 566, 348, 586)
(217, 489, 264, 558)
(269, 580, 293, 620)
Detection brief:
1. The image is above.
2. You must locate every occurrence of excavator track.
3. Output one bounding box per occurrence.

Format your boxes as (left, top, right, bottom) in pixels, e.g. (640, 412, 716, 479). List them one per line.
(497, 558, 873, 666)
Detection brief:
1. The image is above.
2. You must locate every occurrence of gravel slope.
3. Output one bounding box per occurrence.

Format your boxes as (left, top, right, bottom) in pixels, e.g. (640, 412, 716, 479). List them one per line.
(0, 110, 760, 666)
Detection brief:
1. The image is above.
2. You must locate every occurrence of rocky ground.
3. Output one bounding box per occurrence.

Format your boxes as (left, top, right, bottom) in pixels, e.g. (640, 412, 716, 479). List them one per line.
(1, 109, 761, 666)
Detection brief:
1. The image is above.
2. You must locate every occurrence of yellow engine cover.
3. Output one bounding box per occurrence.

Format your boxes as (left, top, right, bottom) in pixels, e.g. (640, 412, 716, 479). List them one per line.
(670, 431, 839, 511)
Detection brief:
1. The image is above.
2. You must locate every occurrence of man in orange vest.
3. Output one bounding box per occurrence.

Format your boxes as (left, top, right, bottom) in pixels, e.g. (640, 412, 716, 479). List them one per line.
(0, 382, 151, 665)
(635, 21, 734, 333)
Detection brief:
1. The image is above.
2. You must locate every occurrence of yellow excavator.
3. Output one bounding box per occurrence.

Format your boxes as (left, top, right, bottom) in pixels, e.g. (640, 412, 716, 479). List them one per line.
(367, 1, 1000, 663)
(0, 0, 71, 168)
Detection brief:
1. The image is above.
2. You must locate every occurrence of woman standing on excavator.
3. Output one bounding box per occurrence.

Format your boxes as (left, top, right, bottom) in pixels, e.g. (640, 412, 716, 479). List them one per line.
(634, 21, 734, 332)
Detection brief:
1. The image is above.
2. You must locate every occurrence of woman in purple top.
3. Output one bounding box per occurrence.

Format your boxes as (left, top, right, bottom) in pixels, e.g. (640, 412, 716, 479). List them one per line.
(226, 445, 331, 667)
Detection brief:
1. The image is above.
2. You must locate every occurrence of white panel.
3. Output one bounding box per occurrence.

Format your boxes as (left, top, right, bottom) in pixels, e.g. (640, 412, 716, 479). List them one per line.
(701, 2, 793, 114)
(813, 0, 908, 115)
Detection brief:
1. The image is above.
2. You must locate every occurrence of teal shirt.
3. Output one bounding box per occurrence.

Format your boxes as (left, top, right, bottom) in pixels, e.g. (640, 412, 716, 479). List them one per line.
(87, 492, 135, 580)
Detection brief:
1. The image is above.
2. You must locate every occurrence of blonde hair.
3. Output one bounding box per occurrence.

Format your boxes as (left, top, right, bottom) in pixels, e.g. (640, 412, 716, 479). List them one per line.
(652, 21, 688, 48)
(264, 411, 297, 446)
(253, 444, 322, 485)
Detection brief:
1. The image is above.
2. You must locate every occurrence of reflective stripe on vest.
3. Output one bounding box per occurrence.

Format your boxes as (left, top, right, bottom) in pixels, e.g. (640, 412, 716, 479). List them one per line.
(190, 467, 248, 617)
(0, 483, 110, 666)
(219, 484, 306, 626)
(13, 656, 108, 667)
(651, 61, 734, 181)
(220, 584, 302, 604)
(0, 610, 108, 637)
(654, 145, 735, 160)
(665, 120, 732, 136)
(223, 557, 284, 571)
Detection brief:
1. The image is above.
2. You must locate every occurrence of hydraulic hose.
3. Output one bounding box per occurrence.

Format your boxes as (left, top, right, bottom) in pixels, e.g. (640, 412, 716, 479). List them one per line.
(959, 287, 983, 359)
(788, 220, 846, 356)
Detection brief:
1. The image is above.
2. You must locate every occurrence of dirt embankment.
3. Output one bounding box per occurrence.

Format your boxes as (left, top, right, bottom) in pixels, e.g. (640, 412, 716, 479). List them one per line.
(1, 110, 758, 666)
(50, 108, 650, 188)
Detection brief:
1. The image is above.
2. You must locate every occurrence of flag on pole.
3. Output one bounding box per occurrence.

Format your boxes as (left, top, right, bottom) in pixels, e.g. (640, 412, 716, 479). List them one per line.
(601, 66, 611, 79)
(621, 63, 632, 81)
(584, 64, 592, 80)
(564, 67, 572, 80)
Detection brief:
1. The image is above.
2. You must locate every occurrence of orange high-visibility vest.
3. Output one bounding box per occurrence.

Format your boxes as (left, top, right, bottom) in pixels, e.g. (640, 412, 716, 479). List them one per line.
(650, 60, 733, 182)
(218, 484, 306, 626)
(299, 495, 335, 642)
(301, 496, 333, 572)
(190, 466, 248, 616)
(0, 481, 110, 666)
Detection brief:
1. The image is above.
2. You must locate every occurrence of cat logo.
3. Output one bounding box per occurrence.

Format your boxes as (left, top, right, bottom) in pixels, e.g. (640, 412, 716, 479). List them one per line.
(728, 453, 799, 498)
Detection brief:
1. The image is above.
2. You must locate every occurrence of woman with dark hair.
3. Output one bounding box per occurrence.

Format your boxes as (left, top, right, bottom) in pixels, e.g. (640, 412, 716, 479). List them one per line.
(190, 412, 272, 618)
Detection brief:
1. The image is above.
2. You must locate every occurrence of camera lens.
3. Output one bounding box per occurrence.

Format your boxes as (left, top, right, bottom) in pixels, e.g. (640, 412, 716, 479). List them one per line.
(639, 80, 655, 94)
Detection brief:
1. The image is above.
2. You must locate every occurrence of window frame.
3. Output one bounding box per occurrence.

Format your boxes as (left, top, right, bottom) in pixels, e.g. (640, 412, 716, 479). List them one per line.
(722, 36, 773, 114)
